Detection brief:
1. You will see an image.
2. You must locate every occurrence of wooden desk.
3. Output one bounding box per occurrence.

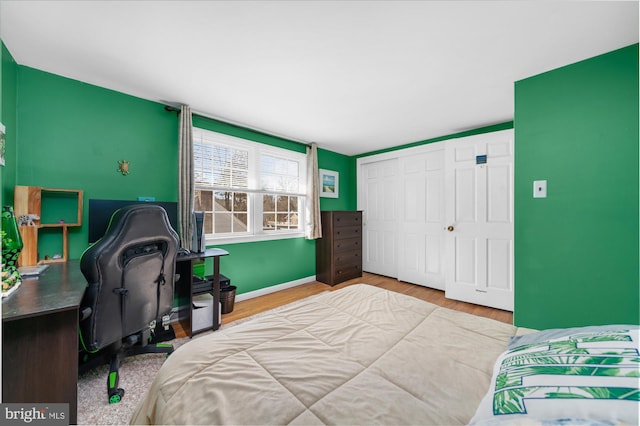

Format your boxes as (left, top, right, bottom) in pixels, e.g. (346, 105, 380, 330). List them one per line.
(2, 261, 86, 425)
(174, 248, 229, 337)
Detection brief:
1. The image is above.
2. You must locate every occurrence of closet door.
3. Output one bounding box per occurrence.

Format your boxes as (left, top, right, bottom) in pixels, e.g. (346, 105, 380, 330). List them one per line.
(444, 130, 514, 311)
(398, 147, 446, 290)
(360, 159, 398, 278)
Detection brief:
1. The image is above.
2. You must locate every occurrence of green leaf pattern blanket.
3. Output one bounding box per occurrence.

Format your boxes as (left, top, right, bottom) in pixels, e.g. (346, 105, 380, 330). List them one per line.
(495, 328, 639, 415)
(472, 325, 639, 424)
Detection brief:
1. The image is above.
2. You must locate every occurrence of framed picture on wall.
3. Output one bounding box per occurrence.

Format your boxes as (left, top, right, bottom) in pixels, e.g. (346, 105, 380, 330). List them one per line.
(319, 169, 339, 198)
(0, 123, 5, 166)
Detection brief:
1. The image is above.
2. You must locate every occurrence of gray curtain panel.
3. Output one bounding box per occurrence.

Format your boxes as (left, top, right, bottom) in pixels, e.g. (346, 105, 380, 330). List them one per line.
(178, 105, 194, 249)
(305, 142, 322, 239)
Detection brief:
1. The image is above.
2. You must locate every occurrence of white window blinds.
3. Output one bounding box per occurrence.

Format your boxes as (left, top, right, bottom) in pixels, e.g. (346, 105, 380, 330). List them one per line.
(193, 127, 306, 242)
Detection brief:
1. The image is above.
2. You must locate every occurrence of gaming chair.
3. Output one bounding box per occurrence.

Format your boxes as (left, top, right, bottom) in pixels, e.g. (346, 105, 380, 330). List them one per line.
(79, 204, 178, 403)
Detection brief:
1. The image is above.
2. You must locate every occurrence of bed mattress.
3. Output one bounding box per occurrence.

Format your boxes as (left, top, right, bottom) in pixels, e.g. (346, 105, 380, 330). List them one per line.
(131, 284, 521, 425)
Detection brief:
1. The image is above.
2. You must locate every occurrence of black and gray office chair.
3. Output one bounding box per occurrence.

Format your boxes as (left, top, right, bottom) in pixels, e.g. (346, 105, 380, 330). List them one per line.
(78, 204, 178, 404)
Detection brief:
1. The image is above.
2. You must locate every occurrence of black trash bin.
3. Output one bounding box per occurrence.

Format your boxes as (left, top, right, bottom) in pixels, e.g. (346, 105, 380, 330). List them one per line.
(220, 285, 237, 314)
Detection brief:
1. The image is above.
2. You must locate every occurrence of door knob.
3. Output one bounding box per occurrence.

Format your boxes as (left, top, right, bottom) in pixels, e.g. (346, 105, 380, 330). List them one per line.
(447, 225, 454, 232)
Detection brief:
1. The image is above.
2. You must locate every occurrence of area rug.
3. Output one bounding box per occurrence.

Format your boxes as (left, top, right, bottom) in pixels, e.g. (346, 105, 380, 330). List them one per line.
(77, 291, 327, 425)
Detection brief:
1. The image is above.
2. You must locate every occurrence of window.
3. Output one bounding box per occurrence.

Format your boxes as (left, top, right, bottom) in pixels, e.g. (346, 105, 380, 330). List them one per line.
(193, 127, 306, 243)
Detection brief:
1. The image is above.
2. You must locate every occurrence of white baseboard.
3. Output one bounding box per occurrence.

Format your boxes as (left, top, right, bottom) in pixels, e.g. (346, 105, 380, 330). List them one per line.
(235, 275, 317, 302)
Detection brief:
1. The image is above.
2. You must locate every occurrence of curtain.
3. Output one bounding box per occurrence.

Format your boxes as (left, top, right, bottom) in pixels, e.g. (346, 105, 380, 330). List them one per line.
(305, 142, 322, 239)
(178, 105, 194, 249)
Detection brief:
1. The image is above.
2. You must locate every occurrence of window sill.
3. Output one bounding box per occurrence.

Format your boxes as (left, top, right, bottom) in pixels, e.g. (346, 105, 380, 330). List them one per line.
(205, 231, 307, 246)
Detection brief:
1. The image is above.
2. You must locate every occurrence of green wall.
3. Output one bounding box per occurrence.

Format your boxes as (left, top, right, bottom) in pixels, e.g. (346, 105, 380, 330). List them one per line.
(318, 147, 356, 211)
(8, 65, 355, 296)
(514, 44, 639, 329)
(1, 41, 18, 209)
(15, 66, 178, 260)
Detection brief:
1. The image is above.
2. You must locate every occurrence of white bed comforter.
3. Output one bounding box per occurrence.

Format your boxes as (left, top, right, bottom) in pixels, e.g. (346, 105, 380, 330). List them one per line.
(131, 284, 521, 425)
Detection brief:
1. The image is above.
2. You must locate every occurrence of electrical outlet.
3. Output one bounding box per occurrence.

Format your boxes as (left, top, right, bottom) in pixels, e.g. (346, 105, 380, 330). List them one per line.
(533, 180, 547, 198)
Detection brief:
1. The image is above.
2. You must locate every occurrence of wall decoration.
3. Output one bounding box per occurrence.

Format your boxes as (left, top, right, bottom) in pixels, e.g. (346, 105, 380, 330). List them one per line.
(117, 159, 130, 175)
(0, 123, 6, 166)
(319, 169, 339, 198)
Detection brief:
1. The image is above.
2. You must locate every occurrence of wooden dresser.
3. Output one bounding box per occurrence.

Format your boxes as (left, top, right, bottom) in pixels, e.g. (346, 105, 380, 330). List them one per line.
(316, 210, 363, 286)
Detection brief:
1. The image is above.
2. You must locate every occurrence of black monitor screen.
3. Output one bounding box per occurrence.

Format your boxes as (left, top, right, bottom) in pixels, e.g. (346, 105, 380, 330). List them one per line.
(88, 199, 179, 243)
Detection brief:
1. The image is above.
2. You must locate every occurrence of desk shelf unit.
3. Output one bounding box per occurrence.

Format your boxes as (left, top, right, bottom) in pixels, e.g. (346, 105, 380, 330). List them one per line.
(14, 185, 83, 266)
(174, 248, 229, 337)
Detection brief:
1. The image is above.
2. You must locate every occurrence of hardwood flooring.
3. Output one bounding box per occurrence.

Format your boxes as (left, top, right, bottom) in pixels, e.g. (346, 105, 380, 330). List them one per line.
(174, 272, 512, 338)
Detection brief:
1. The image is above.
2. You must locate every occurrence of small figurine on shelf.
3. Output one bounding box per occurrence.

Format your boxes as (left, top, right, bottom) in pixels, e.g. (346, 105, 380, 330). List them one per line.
(2, 206, 23, 294)
(17, 213, 40, 226)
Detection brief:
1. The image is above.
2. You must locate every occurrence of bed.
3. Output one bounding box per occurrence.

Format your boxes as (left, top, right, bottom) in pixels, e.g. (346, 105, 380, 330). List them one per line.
(131, 284, 639, 425)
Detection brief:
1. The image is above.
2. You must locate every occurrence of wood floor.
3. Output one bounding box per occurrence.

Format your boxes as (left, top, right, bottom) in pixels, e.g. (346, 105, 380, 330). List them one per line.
(174, 273, 512, 337)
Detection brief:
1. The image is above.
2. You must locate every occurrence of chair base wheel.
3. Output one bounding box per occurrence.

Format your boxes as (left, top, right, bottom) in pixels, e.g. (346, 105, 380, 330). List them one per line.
(109, 388, 125, 404)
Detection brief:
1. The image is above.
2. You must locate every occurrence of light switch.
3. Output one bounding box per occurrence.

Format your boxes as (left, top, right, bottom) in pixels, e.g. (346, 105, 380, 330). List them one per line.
(533, 180, 547, 198)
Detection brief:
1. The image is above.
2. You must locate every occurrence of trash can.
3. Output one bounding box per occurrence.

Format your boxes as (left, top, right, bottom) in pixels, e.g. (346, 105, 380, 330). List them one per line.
(220, 285, 236, 314)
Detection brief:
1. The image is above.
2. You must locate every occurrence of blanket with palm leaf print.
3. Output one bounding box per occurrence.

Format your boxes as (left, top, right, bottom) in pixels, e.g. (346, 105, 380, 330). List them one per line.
(471, 325, 639, 425)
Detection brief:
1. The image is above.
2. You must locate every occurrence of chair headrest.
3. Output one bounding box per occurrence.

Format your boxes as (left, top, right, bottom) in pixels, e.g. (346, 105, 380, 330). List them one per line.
(81, 204, 179, 273)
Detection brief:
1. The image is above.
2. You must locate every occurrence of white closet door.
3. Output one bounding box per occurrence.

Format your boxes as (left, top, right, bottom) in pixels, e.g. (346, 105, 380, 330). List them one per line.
(444, 130, 514, 311)
(398, 147, 446, 290)
(361, 159, 398, 278)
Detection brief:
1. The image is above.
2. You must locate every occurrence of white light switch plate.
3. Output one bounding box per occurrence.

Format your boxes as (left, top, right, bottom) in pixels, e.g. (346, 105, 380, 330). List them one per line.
(533, 180, 547, 198)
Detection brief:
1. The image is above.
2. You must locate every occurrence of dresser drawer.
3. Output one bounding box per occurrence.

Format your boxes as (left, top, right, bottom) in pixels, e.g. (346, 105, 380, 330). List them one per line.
(334, 237, 361, 253)
(333, 263, 362, 282)
(334, 250, 361, 267)
(332, 211, 362, 228)
(333, 225, 360, 240)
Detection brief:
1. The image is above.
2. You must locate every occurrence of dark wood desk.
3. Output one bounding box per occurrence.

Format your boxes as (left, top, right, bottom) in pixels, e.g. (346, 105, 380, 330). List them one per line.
(2, 261, 86, 425)
(174, 248, 229, 337)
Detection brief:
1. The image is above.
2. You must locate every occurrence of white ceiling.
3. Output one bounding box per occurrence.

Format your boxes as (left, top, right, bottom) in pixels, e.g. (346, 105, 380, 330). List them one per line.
(1, 1, 638, 156)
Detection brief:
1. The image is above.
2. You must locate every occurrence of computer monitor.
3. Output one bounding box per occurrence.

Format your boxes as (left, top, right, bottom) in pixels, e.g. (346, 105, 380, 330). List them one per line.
(88, 199, 179, 243)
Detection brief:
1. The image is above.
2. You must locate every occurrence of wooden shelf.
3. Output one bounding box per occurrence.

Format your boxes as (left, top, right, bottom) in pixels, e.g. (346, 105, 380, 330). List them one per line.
(14, 186, 83, 266)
